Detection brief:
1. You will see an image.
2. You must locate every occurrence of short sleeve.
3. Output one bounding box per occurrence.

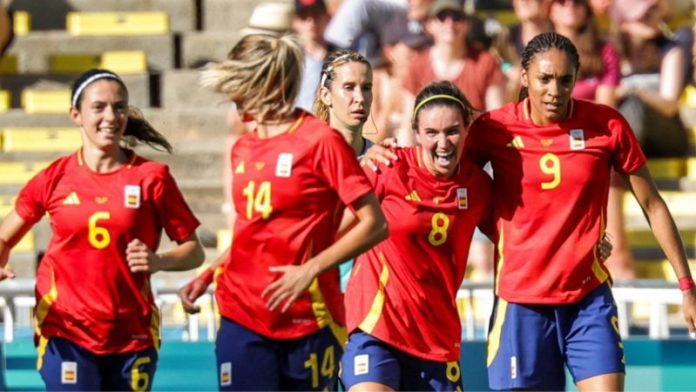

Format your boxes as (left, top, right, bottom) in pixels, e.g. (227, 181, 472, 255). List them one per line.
(464, 116, 491, 167)
(609, 113, 647, 174)
(15, 170, 50, 224)
(313, 130, 374, 207)
(152, 167, 201, 242)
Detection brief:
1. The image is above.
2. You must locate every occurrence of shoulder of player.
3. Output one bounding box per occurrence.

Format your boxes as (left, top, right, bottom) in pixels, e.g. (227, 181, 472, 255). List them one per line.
(128, 154, 172, 179)
(573, 99, 623, 127)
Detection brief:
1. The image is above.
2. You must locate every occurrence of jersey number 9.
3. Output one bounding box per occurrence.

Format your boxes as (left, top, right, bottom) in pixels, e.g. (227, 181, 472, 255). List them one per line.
(539, 153, 561, 190)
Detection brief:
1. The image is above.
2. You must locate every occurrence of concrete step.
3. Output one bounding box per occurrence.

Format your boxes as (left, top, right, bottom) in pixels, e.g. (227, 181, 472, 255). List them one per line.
(202, 0, 258, 32)
(161, 69, 226, 109)
(7, 31, 175, 73)
(181, 31, 242, 69)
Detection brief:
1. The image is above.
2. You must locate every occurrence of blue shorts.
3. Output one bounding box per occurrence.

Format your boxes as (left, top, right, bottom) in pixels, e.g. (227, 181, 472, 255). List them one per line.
(487, 283, 625, 390)
(37, 336, 158, 391)
(340, 331, 463, 391)
(215, 316, 343, 391)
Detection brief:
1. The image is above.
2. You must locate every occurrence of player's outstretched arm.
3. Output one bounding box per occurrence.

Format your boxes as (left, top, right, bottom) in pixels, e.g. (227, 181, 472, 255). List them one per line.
(625, 165, 696, 337)
(178, 247, 229, 314)
(262, 193, 388, 313)
(0, 211, 34, 281)
(126, 233, 204, 274)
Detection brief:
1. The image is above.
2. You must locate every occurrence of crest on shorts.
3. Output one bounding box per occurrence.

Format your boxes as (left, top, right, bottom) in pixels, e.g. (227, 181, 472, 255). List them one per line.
(124, 185, 141, 209)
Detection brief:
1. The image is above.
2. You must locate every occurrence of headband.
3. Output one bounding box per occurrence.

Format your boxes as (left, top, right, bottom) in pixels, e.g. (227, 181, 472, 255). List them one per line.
(413, 94, 468, 120)
(320, 53, 353, 87)
(71, 72, 124, 107)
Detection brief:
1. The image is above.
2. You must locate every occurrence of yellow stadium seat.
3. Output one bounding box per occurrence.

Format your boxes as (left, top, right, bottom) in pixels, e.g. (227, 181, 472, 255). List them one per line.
(100, 50, 147, 74)
(680, 85, 696, 108)
(13, 11, 30, 36)
(0, 55, 18, 74)
(49, 54, 101, 74)
(628, 229, 696, 250)
(475, 10, 517, 26)
(634, 259, 696, 281)
(625, 191, 696, 216)
(685, 158, 696, 179)
(646, 158, 687, 180)
(0, 90, 10, 112)
(66, 12, 169, 36)
(21, 89, 71, 114)
(0, 195, 14, 217)
(1, 128, 82, 152)
(217, 229, 232, 254)
(0, 162, 51, 185)
(13, 230, 36, 253)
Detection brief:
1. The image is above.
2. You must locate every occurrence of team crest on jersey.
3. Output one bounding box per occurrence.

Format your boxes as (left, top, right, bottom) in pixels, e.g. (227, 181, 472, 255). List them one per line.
(457, 188, 468, 209)
(61, 361, 77, 384)
(569, 129, 585, 150)
(220, 362, 232, 387)
(95, 196, 109, 204)
(541, 138, 553, 147)
(124, 185, 141, 209)
(255, 162, 265, 171)
(275, 153, 294, 178)
(62, 192, 80, 205)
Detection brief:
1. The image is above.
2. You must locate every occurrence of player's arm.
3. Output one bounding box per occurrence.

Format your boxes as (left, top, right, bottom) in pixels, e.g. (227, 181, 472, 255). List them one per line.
(126, 231, 204, 273)
(624, 165, 696, 337)
(178, 247, 229, 314)
(0, 211, 35, 280)
(262, 192, 388, 312)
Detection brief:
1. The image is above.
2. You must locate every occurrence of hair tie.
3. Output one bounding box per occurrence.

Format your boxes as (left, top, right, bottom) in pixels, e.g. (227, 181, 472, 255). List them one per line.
(71, 72, 123, 107)
(412, 94, 468, 120)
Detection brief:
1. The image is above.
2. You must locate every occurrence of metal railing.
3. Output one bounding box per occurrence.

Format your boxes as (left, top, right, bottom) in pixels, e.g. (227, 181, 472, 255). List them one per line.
(0, 279, 688, 342)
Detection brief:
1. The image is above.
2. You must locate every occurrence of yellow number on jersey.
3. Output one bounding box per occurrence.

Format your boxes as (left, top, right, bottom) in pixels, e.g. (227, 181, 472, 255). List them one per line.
(88, 211, 111, 249)
(428, 212, 450, 246)
(242, 181, 273, 219)
(539, 153, 561, 190)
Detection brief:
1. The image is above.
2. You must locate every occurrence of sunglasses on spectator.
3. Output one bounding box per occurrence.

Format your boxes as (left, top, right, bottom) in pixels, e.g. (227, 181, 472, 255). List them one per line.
(435, 10, 466, 22)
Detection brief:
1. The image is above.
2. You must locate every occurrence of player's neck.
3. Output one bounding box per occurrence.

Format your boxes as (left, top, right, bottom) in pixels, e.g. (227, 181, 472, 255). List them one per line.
(81, 146, 129, 173)
(256, 113, 300, 138)
(333, 124, 364, 155)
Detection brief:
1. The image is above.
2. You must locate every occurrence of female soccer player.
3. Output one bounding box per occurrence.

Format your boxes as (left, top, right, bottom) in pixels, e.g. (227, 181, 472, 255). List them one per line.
(198, 34, 387, 390)
(340, 81, 492, 391)
(465, 32, 696, 391)
(0, 68, 204, 390)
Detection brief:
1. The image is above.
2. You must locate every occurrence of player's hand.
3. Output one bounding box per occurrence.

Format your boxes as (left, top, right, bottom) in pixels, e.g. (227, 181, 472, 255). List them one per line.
(262, 264, 314, 313)
(596, 234, 613, 262)
(360, 139, 399, 172)
(0, 266, 15, 281)
(178, 278, 209, 314)
(682, 289, 696, 339)
(126, 239, 162, 273)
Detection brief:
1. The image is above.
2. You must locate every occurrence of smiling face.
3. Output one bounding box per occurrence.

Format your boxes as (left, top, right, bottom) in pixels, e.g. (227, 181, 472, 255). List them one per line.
(322, 61, 373, 133)
(521, 47, 577, 125)
(70, 79, 129, 152)
(415, 104, 467, 177)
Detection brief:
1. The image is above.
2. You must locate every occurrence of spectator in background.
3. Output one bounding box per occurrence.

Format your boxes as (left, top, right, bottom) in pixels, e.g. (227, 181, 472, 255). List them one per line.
(550, 0, 636, 279)
(613, 0, 689, 157)
(493, 0, 553, 101)
(294, 0, 333, 112)
(0, 2, 11, 57)
(399, 0, 505, 146)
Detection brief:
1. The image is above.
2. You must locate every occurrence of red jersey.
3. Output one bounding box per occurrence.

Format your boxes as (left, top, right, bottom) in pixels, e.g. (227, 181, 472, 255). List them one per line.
(466, 99, 646, 304)
(15, 150, 200, 354)
(345, 147, 492, 361)
(216, 112, 373, 340)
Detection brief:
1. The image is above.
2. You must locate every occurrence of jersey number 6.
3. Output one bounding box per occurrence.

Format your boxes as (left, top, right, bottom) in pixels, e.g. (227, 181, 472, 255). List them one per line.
(88, 211, 111, 249)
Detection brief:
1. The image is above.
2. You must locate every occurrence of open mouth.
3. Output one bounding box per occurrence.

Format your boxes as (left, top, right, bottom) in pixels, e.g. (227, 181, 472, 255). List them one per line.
(435, 151, 455, 166)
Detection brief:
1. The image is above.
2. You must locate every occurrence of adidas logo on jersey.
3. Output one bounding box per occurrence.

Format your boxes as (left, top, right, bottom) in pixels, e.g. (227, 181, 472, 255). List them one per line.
(506, 136, 525, 149)
(234, 161, 245, 174)
(405, 190, 422, 202)
(62, 192, 80, 205)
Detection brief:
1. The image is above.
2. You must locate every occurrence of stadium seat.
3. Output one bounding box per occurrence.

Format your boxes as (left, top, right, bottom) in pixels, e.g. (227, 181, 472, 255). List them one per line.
(624, 191, 696, 216)
(100, 50, 147, 74)
(13, 11, 30, 36)
(0, 54, 18, 74)
(20, 89, 70, 114)
(66, 12, 169, 36)
(0, 197, 35, 253)
(216, 229, 232, 254)
(686, 158, 696, 179)
(646, 158, 687, 180)
(680, 84, 696, 108)
(628, 230, 696, 251)
(49, 54, 100, 74)
(0, 90, 10, 112)
(475, 9, 517, 26)
(1, 128, 81, 152)
(0, 162, 50, 185)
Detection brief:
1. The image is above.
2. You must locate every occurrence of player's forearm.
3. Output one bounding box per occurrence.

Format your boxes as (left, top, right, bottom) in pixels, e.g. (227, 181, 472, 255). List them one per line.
(156, 238, 205, 272)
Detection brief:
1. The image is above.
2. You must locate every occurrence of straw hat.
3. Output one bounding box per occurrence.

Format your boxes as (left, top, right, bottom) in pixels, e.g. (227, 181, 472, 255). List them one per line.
(241, 2, 294, 36)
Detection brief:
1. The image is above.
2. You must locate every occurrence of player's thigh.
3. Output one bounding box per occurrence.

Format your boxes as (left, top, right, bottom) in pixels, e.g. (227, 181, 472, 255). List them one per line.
(340, 331, 401, 391)
(37, 336, 101, 391)
(565, 283, 625, 385)
(215, 316, 280, 391)
(101, 347, 158, 391)
(487, 298, 566, 390)
(282, 326, 344, 390)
